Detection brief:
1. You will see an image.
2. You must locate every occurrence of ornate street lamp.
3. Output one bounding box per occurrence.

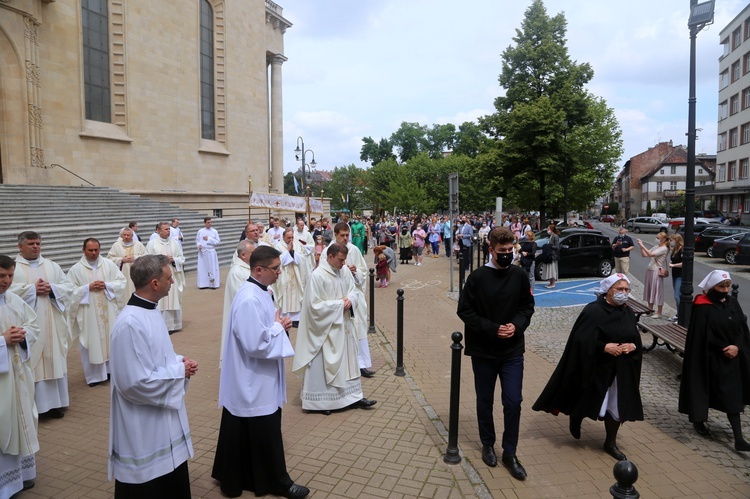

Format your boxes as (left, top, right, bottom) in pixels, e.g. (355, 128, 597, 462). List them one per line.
(294, 136, 317, 222)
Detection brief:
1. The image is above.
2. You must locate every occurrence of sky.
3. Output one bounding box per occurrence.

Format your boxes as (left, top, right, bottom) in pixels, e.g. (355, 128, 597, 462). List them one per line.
(279, 0, 748, 177)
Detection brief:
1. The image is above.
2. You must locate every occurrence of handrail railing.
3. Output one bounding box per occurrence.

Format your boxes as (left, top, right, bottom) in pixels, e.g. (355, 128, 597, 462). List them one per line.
(50, 164, 96, 187)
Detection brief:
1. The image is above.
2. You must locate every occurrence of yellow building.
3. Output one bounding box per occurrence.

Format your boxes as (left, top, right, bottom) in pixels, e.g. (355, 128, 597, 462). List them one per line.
(0, 0, 291, 216)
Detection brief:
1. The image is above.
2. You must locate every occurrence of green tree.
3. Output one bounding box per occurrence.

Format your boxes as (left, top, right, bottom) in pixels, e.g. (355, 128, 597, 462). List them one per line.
(453, 121, 490, 158)
(390, 122, 428, 162)
(424, 124, 457, 159)
(327, 165, 368, 214)
(480, 0, 622, 223)
(360, 136, 396, 166)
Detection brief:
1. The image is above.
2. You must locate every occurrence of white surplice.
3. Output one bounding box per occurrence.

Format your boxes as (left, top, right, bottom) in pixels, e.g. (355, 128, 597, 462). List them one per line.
(220, 254, 251, 365)
(196, 227, 221, 289)
(146, 237, 186, 331)
(293, 228, 316, 283)
(292, 257, 363, 411)
(219, 278, 294, 418)
(108, 295, 193, 484)
(0, 292, 40, 499)
(273, 240, 307, 322)
(170, 226, 184, 249)
(11, 255, 75, 413)
(106, 239, 147, 298)
(67, 256, 127, 384)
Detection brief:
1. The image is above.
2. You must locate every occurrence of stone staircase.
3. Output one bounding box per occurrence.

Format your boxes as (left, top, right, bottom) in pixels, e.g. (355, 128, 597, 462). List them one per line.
(0, 185, 248, 273)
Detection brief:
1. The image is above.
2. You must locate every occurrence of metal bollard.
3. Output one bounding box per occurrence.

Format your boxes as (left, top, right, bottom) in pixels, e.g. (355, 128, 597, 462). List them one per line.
(443, 331, 463, 464)
(458, 252, 465, 298)
(394, 289, 405, 376)
(477, 238, 481, 268)
(609, 460, 639, 498)
(368, 268, 376, 333)
(732, 282, 739, 299)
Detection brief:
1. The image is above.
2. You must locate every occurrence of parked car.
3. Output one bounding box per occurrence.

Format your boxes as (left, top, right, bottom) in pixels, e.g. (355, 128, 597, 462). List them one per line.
(625, 217, 670, 234)
(694, 227, 750, 253)
(651, 213, 670, 222)
(734, 232, 750, 265)
(676, 220, 726, 236)
(707, 233, 747, 263)
(553, 219, 595, 229)
(600, 214, 615, 223)
(669, 217, 724, 230)
(534, 229, 614, 279)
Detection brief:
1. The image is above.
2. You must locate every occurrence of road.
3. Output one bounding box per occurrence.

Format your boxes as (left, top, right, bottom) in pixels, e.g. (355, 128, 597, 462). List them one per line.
(592, 221, 750, 315)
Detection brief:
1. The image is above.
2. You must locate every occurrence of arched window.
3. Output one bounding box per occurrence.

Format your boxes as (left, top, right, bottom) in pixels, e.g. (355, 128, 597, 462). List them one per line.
(200, 0, 215, 140)
(82, 0, 111, 123)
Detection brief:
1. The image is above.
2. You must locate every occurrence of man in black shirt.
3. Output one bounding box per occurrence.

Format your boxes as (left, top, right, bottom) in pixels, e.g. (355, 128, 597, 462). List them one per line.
(611, 228, 635, 275)
(457, 227, 535, 480)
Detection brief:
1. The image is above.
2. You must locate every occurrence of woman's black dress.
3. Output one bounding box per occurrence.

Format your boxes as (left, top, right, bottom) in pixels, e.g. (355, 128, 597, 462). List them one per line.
(533, 295, 644, 422)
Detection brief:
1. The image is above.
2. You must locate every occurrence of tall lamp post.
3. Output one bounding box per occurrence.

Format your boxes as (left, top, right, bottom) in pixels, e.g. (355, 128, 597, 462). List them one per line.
(294, 136, 317, 222)
(679, 0, 715, 327)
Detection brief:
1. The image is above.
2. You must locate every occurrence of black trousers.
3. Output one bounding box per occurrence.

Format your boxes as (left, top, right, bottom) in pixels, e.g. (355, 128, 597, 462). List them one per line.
(115, 460, 191, 499)
(444, 237, 452, 257)
(212, 407, 292, 497)
(471, 355, 524, 455)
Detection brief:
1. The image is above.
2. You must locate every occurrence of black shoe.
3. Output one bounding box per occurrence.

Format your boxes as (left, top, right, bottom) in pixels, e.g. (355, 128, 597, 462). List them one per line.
(603, 443, 627, 461)
(693, 422, 710, 437)
(40, 408, 65, 419)
(88, 382, 100, 387)
(349, 398, 377, 409)
(279, 483, 310, 498)
(736, 439, 750, 451)
(292, 321, 299, 328)
(360, 368, 376, 378)
(481, 445, 497, 467)
(22, 479, 35, 491)
(501, 452, 527, 480)
(569, 416, 582, 440)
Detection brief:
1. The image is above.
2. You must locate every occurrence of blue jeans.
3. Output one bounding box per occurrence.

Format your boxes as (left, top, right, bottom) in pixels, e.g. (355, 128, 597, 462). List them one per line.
(672, 275, 682, 311)
(471, 355, 524, 454)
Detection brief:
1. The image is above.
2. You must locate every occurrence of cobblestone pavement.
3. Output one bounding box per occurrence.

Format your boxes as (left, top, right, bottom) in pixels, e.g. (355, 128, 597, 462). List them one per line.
(18, 253, 750, 498)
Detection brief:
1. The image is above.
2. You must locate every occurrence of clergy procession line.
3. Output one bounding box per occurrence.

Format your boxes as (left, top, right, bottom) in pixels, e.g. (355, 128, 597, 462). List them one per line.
(1, 217, 380, 499)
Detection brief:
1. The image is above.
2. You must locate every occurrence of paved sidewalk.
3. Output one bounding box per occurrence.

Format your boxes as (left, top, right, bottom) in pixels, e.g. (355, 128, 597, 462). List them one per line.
(22, 255, 750, 498)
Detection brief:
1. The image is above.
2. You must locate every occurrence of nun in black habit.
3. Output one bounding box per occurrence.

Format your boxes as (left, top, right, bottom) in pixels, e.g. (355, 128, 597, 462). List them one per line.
(678, 269, 750, 450)
(532, 273, 643, 461)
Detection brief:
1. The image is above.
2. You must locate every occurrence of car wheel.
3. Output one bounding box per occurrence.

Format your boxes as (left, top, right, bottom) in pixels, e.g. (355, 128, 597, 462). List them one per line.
(634, 227, 641, 233)
(725, 250, 737, 264)
(706, 246, 714, 258)
(597, 259, 613, 277)
(535, 262, 544, 280)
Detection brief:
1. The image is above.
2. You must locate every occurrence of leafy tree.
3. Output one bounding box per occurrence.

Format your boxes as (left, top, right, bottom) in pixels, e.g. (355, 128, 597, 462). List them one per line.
(326, 165, 368, 214)
(480, 0, 622, 225)
(453, 121, 490, 158)
(424, 124, 457, 159)
(390, 122, 428, 162)
(360, 136, 396, 166)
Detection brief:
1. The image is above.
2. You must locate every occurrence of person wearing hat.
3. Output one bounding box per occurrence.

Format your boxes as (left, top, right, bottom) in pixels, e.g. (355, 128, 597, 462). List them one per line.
(532, 273, 643, 461)
(678, 270, 750, 450)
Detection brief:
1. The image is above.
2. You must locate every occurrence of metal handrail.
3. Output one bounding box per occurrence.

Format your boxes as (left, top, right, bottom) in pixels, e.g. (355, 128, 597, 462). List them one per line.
(50, 164, 95, 186)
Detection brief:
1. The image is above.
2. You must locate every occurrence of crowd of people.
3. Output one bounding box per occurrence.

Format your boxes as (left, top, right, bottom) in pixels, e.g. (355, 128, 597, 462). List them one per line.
(5, 210, 750, 496)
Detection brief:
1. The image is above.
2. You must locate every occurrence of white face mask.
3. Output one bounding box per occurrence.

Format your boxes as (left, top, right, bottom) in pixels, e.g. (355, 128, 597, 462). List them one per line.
(612, 291, 629, 305)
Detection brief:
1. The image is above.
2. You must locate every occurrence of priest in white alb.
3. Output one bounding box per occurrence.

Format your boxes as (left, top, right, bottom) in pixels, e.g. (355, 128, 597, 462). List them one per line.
(146, 222, 186, 332)
(0, 254, 40, 498)
(196, 217, 221, 289)
(11, 231, 74, 419)
(273, 229, 308, 327)
(67, 238, 127, 387)
(109, 255, 198, 498)
(330, 222, 376, 377)
(293, 218, 316, 279)
(107, 227, 146, 299)
(220, 240, 255, 365)
(293, 243, 377, 414)
(213, 246, 309, 499)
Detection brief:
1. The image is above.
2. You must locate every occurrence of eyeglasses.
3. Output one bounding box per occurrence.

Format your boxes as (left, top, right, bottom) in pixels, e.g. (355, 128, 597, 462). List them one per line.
(261, 265, 281, 273)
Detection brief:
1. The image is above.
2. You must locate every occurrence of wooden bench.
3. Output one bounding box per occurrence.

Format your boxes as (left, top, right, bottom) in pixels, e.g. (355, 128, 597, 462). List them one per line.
(626, 297, 653, 321)
(638, 321, 687, 354)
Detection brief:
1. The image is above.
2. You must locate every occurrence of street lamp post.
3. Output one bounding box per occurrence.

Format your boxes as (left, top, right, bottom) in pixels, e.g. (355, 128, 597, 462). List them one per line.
(678, 0, 714, 327)
(294, 137, 317, 222)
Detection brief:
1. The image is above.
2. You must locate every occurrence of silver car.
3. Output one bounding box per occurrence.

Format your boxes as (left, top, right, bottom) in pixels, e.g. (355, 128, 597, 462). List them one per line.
(625, 217, 669, 234)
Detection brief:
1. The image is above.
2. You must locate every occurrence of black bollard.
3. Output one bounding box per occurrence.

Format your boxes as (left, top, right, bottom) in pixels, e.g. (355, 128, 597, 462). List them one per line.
(395, 289, 405, 376)
(476, 238, 481, 269)
(732, 282, 739, 299)
(458, 252, 465, 298)
(444, 332, 463, 464)
(609, 460, 640, 499)
(368, 268, 376, 333)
